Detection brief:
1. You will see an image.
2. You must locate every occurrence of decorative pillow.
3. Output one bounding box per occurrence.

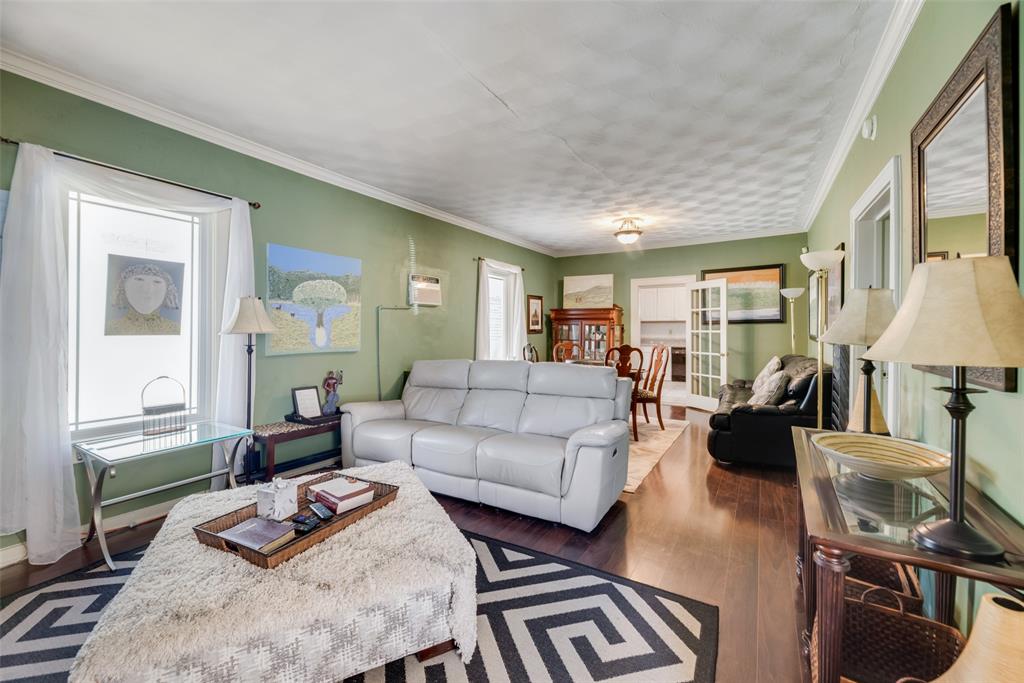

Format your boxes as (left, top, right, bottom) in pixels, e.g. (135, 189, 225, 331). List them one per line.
(751, 355, 782, 394)
(750, 370, 789, 406)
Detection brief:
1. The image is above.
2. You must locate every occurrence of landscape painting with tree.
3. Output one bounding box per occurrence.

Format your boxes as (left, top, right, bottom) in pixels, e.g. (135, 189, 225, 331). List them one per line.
(266, 243, 361, 355)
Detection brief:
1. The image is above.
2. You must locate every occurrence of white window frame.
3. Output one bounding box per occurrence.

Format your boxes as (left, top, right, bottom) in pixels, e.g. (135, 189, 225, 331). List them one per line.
(486, 271, 514, 360)
(66, 191, 221, 441)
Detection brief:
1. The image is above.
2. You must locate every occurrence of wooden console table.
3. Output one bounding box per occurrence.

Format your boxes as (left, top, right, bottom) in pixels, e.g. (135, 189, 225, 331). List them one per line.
(249, 418, 341, 482)
(792, 427, 1024, 683)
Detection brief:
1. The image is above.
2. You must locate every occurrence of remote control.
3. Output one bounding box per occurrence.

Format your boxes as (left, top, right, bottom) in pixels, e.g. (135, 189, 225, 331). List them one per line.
(293, 518, 320, 534)
(309, 502, 334, 520)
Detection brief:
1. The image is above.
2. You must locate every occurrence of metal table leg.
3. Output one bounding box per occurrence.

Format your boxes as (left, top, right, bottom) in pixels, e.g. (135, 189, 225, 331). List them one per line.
(84, 458, 115, 571)
(226, 437, 247, 489)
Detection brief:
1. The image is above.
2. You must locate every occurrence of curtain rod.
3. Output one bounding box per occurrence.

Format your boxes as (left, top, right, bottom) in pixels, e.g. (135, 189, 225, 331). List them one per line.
(0, 136, 261, 209)
(474, 256, 525, 271)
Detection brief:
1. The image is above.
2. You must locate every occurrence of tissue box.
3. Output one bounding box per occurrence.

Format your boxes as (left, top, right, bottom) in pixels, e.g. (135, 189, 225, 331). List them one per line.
(256, 478, 298, 521)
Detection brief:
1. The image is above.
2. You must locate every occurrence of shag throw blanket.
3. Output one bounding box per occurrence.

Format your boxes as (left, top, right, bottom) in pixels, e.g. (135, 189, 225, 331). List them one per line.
(70, 461, 477, 682)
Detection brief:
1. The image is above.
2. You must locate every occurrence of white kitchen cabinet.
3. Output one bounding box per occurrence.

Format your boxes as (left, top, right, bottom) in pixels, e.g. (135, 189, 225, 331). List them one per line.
(638, 287, 658, 321)
(656, 287, 675, 321)
(671, 286, 688, 321)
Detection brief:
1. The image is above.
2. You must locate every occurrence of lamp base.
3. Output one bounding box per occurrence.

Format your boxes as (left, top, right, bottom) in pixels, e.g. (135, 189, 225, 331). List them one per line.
(911, 517, 1005, 563)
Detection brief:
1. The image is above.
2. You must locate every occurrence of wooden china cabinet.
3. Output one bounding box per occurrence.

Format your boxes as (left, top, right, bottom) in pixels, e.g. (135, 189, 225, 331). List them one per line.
(549, 306, 624, 362)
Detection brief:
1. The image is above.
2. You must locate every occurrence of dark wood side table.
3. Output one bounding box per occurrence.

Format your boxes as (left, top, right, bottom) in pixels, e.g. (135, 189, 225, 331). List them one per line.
(792, 427, 1024, 683)
(249, 418, 341, 482)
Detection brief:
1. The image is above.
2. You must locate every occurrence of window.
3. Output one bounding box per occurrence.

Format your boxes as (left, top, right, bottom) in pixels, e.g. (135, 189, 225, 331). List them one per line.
(67, 191, 218, 437)
(487, 273, 509, 359)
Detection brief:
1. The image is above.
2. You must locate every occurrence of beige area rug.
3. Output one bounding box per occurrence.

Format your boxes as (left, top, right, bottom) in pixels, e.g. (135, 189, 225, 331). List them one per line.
(625, 418, 690, 493)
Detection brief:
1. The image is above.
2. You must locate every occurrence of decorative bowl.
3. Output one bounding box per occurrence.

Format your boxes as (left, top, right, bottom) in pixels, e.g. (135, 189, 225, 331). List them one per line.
(810, 432, 950, 481)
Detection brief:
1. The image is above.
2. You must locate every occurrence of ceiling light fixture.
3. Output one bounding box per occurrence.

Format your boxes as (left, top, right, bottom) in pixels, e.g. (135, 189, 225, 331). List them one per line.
(614, 217, 643, 244)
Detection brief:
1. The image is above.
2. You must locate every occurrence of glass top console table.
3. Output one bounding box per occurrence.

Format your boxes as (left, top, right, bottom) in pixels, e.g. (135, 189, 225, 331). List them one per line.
(73, 421, 252, 570)
(792, 427, 1024, 683)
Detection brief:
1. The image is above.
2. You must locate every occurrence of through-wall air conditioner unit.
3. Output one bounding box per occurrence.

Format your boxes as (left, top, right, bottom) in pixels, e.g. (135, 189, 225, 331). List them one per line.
(408, 274, 442, 307)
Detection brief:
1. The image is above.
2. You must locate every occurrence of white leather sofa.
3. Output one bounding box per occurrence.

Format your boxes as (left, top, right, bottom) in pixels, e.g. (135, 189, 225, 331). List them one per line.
(340, 359, 631, 532)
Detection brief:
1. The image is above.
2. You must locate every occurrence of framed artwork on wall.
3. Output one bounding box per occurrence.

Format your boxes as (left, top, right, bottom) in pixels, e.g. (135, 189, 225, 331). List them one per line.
(266, 243, 362, 355)
(700, 263, 785, 323)
(527, 294, 544, 334)
(105, 254, 185, 336)
(808, 242, 845, 341)
(563, 274, 613, 307)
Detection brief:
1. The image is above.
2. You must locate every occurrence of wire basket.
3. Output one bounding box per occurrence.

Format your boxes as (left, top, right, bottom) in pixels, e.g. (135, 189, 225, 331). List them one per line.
(141, 376, 187, 436)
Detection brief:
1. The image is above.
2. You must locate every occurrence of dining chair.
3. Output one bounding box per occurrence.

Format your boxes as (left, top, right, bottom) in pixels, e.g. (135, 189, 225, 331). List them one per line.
(553, 341, 583, 362)
(604, 344, 644, 440)
(522, 343, 539, 362)
(636, 343, 669, 430)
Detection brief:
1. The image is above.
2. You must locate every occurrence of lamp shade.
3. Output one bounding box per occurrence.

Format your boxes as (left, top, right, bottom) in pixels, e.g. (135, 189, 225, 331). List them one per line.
(864, 256, 1024, 367)
(821, 288, 897, 346)
(800, 249, 845, 271)
(780, 287, 805, 300)
(224, 296, 278, 335)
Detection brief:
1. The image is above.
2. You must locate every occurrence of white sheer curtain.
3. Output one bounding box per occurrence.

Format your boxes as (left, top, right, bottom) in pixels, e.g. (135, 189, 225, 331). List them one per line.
(0, 145, 255, 562)
(0, 144, 80, 564)
(475, 258, 527, 361)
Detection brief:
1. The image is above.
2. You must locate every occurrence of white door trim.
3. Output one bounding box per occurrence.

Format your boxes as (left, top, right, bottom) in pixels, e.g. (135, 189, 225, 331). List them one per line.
(848, 156, 903, 435)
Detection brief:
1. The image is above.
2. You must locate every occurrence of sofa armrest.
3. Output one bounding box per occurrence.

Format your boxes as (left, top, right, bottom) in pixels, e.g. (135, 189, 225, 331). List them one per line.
(340, 400, 406, 429)
(562, 420, 629, 496)
(339, 400, 406, 467)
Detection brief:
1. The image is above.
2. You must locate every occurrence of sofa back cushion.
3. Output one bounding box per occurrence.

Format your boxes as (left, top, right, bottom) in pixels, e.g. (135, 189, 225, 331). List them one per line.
(457, 361, 529, 432)
(402, 359, 471, 424)
(780, 354, 819, 399)
(518, 363, 617, 437)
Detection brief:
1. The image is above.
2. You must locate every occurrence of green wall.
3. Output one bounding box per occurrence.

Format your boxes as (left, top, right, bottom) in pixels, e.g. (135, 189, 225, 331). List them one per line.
(925, 213, 988, 258)
(555, 232, 809, 380)
(0, 71, 558, 545)
(804, 0, 1024, 627)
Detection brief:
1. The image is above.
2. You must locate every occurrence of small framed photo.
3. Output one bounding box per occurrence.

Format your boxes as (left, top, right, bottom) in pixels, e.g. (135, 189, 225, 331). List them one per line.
(291, 386, 322, 419)
(527, 295, 544, 334)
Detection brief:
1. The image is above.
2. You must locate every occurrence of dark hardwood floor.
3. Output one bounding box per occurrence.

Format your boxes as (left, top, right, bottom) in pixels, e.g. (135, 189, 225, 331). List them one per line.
(1, 407, 806, 682)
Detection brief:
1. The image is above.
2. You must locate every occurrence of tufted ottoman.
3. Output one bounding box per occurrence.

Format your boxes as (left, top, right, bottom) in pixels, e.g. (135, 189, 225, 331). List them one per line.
(70, 461, 477, 682)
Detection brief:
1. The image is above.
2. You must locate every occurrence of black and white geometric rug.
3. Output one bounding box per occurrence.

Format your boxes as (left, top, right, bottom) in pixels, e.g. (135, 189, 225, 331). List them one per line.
(1, 533, 717, 682)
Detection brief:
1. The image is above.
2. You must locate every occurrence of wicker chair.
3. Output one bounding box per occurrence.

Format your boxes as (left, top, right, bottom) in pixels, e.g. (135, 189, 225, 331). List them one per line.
(635, 343, 668, 430)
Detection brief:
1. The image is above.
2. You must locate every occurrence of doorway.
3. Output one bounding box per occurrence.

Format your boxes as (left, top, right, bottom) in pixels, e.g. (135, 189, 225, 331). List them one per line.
(629, 275, 697, 406)
(849, 156, 903, 435)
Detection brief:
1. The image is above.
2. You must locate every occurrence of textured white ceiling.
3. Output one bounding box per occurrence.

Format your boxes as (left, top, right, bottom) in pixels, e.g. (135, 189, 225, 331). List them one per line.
(1, 1, 895, 256)
(925, 86, 988, 219)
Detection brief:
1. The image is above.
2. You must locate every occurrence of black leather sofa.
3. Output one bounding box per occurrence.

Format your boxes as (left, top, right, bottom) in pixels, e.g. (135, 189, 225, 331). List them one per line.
(706, 355, 832, 468)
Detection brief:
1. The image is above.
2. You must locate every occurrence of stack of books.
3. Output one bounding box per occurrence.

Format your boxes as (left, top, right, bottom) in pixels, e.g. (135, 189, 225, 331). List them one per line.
(307, 476, 375, 514)
(217, 517, 296, 553)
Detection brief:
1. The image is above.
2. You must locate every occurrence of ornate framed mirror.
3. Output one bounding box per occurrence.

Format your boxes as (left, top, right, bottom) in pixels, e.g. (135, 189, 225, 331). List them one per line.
(911, 4, 1017, 391)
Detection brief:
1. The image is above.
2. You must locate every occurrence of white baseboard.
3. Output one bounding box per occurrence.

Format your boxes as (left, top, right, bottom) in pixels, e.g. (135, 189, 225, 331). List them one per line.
(0, 498, 181, 568)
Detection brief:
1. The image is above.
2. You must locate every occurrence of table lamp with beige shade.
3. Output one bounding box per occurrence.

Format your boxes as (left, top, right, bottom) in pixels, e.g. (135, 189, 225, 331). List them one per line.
(864, 256, 1024, 562)
(821, 288, 896, 435)
(800, 248, 845, 428)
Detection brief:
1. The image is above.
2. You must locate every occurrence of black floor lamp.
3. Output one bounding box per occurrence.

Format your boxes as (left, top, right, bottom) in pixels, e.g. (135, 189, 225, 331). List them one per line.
(224, 296, 278, 472)
(864, 256, 1024, 562)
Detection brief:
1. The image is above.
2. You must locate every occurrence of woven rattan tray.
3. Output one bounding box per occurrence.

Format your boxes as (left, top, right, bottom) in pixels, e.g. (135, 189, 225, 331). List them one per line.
(193, 473, 397, 569)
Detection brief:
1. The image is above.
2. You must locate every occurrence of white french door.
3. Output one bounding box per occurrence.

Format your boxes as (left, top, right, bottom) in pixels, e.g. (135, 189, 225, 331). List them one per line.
(686, 278, 728, 411)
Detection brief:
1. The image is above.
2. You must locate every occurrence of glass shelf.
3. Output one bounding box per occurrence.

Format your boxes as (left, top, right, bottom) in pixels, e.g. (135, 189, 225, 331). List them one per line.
(74, 421, 252, 465)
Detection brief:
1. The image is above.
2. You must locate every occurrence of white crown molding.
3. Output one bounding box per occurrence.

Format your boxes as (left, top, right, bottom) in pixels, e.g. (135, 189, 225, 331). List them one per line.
(0, 49, 557, 257)
(549, 226, 806, 258)
(799, 0, 925, 232)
